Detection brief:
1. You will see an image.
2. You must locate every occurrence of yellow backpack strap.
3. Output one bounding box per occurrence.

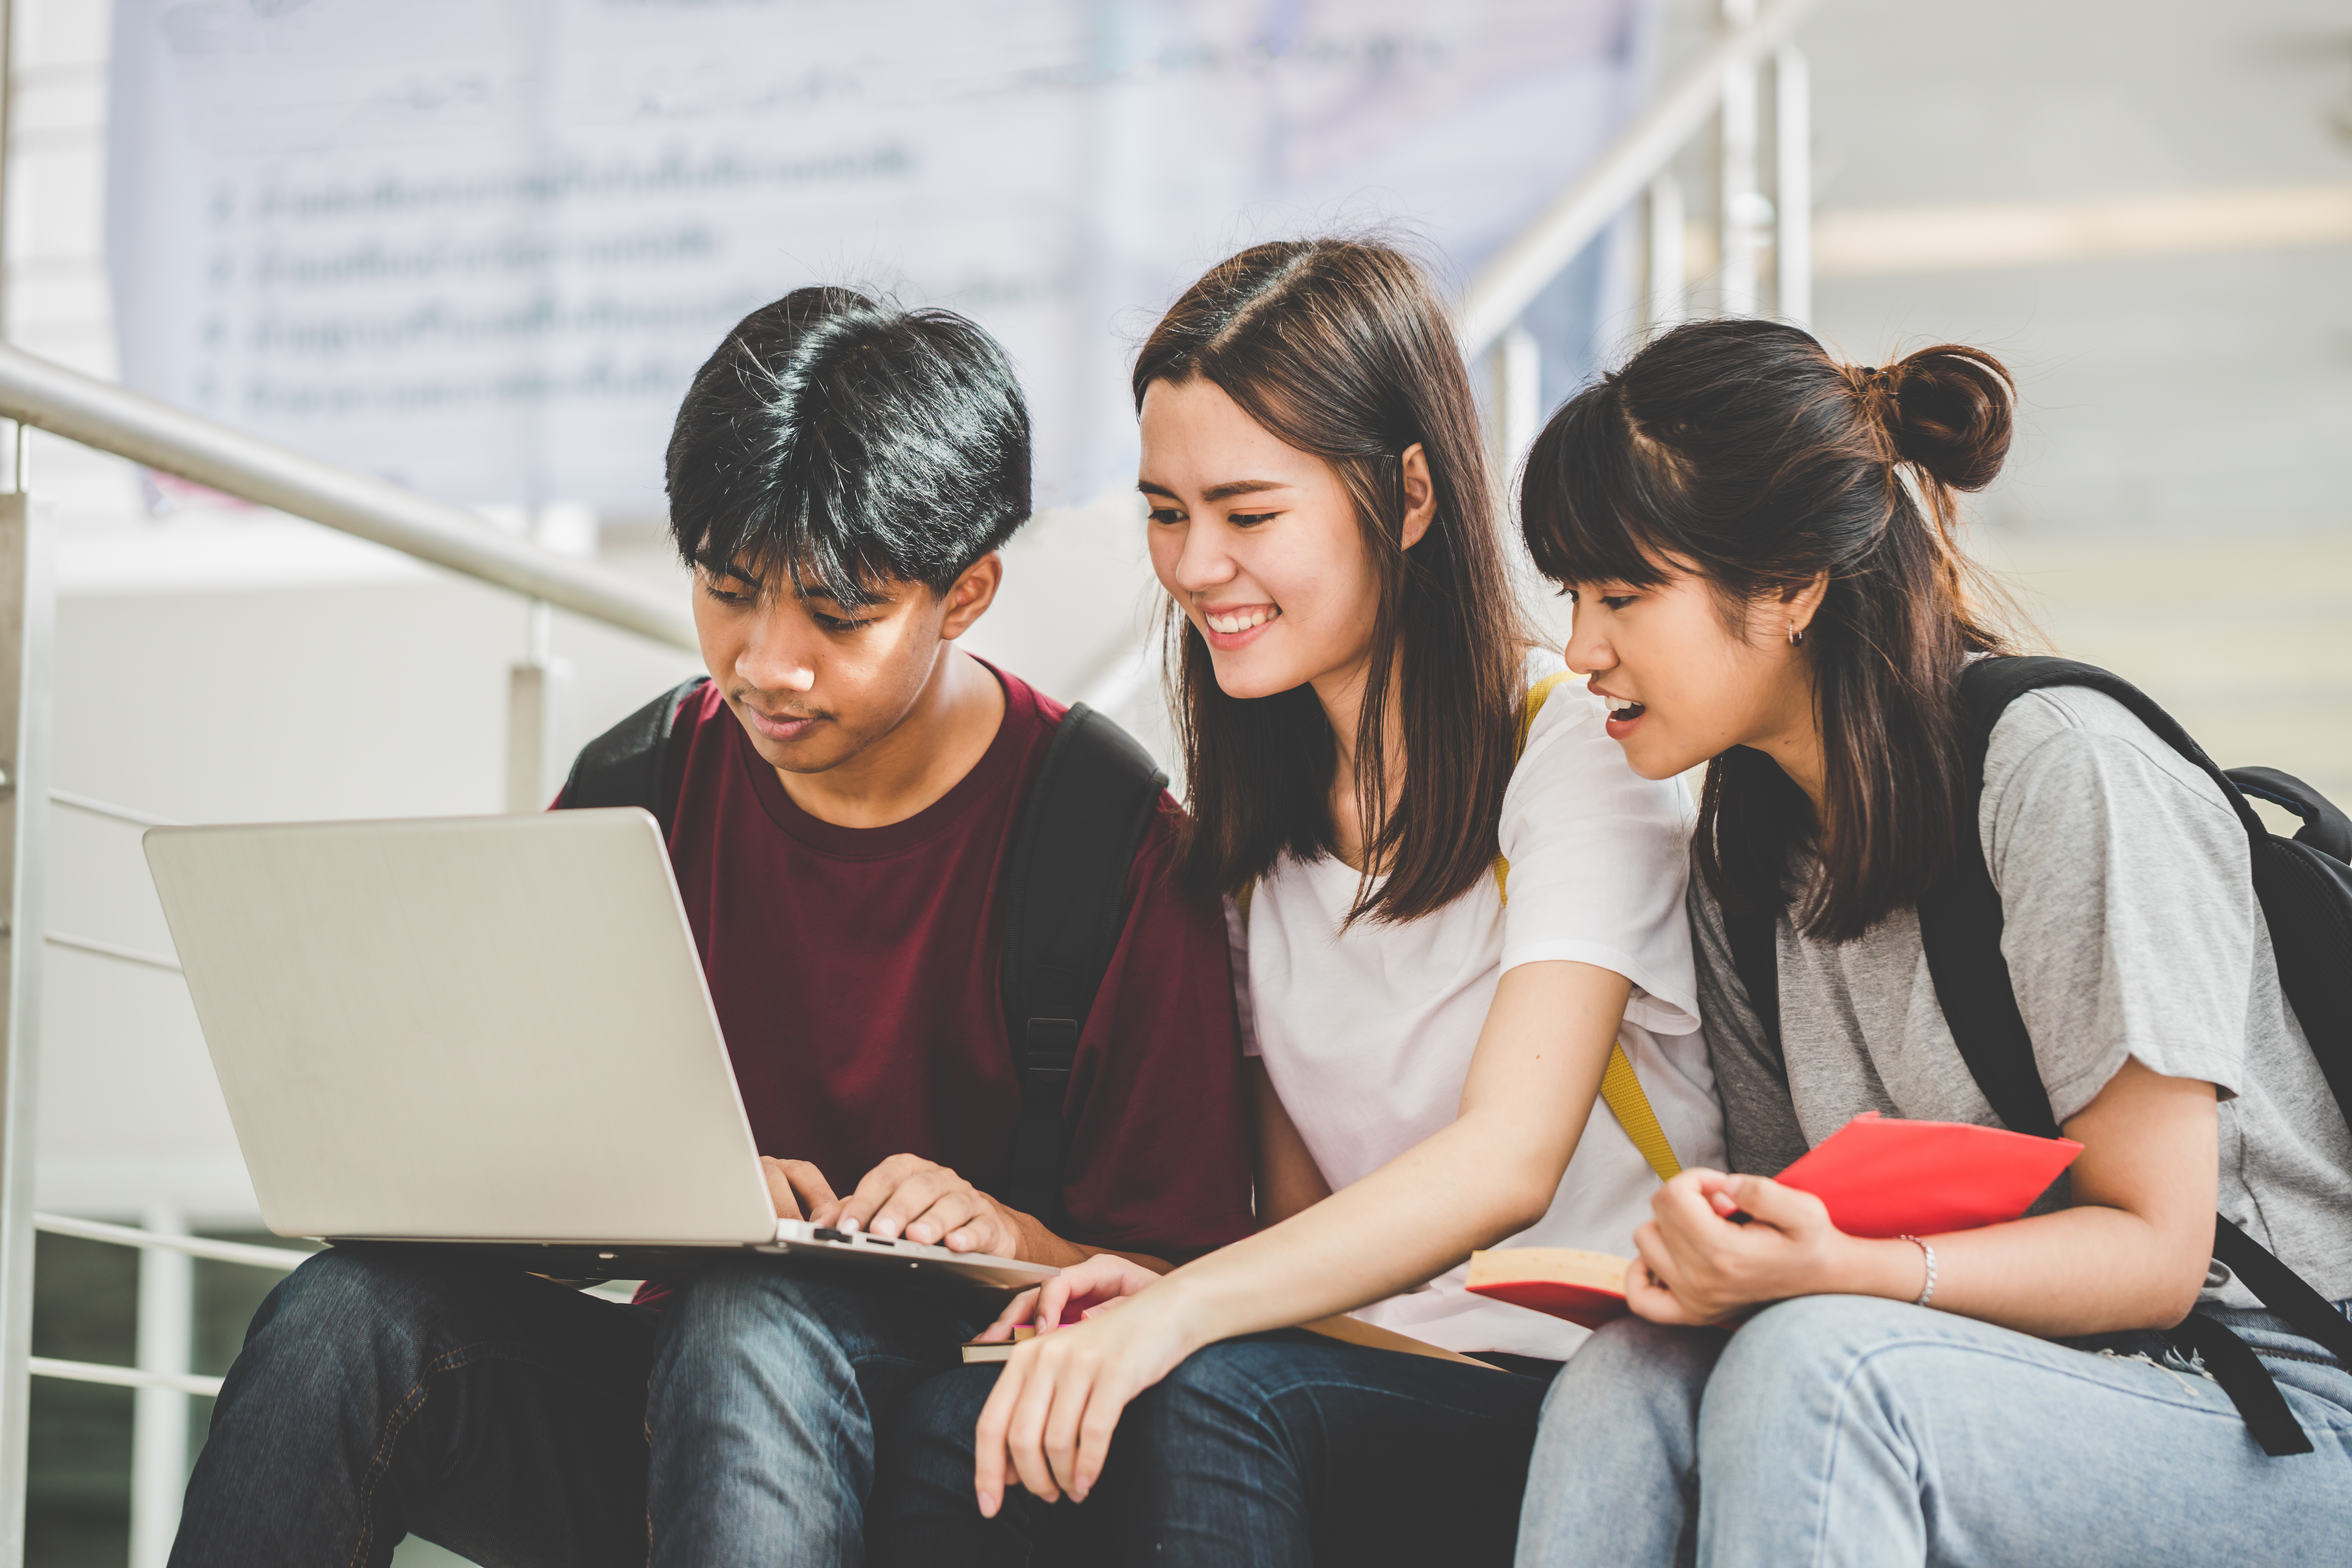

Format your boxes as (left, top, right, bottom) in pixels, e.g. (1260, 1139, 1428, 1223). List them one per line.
(1495, 671, 1577, 906)
(1499, 672, 1685, 1185)
(1514, 669, 1578, 756)
(1601, 1041, 1682, 1183)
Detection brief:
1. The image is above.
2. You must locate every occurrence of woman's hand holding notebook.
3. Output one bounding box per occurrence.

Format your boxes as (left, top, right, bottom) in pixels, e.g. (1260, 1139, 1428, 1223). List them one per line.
(1466, 1112, 2084, 1328)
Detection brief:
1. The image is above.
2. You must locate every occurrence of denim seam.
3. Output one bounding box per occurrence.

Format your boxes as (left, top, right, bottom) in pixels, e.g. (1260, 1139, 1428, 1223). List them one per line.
(347, 1339, 505, 1568)
(1802, 1329, 2346, 1568)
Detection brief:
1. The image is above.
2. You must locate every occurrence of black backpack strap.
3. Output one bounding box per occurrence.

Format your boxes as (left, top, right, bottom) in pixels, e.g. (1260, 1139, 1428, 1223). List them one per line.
(2223, 767, 2352, 1115)
(1917, 657, 2091, 1140)
(993, 703, 1169, 1228)
(2214, 1218, 2352, 1364)
(2228, 766, 2352, 863)
(2157, 1311, 2315, 1456)
(1721, 898, 1787, 1082)
(1934, 656, 2317, 1135)
(554, 676, 710, 822)
(1939, 656, 2348, 1447)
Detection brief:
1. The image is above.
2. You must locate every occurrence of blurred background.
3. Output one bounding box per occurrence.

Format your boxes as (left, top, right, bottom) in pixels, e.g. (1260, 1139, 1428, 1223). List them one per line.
(6, 0, 2347, 1562)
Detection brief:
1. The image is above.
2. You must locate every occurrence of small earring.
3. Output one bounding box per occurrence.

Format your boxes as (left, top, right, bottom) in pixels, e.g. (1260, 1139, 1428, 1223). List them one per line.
(1788, 624, 1804, 648)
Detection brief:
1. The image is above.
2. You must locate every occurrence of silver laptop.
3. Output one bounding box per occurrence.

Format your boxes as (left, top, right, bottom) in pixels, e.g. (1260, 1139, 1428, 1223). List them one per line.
(142, 808, 1058, 1295)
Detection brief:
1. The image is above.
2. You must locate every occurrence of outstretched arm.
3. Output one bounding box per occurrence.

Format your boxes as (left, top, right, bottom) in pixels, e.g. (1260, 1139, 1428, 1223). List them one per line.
(969, 1058, 1337, 1344)
(973, 957, 1631, 1513)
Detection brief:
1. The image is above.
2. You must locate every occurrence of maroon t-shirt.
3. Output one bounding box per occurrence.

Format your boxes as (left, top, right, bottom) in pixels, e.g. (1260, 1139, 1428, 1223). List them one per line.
(640, 664, 1253, 1262)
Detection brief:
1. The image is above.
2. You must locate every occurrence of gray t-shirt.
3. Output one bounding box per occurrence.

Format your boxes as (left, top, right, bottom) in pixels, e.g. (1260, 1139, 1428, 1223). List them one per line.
(1693, 686, 2352, 1307)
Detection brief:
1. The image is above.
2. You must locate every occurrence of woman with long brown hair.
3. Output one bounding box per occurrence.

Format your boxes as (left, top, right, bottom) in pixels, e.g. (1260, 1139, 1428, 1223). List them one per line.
(1510, 319, 2352, 1566)
(875, 238, 1723, 1563)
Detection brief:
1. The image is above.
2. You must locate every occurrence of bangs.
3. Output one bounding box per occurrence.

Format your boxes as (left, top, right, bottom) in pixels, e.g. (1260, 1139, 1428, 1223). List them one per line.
(1517, 384, 1681, 590)
(681, 493, 896, 609)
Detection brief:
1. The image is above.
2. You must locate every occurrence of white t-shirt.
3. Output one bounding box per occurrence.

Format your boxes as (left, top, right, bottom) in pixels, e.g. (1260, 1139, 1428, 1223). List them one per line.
(1235, 679, 1726, 1360)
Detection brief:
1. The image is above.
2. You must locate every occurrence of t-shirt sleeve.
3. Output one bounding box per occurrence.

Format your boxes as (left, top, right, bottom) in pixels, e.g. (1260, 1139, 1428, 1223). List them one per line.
(1497, 686, 1701, 1035)
(1984, 691, 2255, 1123)
(1057, 797, 1258, 1259)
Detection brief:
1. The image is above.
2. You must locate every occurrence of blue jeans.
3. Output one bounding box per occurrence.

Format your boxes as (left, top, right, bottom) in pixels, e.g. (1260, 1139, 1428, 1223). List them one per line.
(876, 1330, 1557, 1566)
(167, 1244, 985, 1568)
(1516, 1295, 2352, 1568)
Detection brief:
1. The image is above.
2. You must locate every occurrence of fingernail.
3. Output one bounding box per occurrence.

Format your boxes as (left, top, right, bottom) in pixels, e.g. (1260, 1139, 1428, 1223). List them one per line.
(977, 1491, 997, 1517)
(1072, 1480, 1091, 1503)
(842, 1217, 861, 1233)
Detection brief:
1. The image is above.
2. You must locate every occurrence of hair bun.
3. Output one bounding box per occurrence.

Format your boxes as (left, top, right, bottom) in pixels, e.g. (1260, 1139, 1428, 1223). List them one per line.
(1882, 344, 2014, 492)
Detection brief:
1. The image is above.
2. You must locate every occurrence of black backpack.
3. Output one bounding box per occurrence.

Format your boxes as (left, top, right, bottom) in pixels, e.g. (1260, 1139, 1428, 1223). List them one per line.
(554, 675, 1170, 1229)
(1724, 656, 2352, 1456)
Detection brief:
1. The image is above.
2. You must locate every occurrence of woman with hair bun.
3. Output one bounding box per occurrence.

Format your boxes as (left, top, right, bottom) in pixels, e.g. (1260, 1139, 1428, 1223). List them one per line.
(1511, 320, 2352, 1566)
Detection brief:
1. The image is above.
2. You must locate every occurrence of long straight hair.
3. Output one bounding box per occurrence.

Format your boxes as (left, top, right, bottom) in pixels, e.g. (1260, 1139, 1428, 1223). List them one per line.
(1137, 239, 1526, 925)
(1518, 319, 2018, 941)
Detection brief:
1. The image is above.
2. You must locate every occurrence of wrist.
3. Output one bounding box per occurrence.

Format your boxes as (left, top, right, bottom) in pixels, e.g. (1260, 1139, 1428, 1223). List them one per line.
(1830, 1233, 1931, 1303)
(1127, 1273, 1216, 1358)
(1005, 1207, 1085, 1268)
(1005, 1207, 1048, 1263)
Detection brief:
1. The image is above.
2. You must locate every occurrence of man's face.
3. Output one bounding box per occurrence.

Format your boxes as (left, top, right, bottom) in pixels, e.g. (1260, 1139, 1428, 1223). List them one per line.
(690, 553, 993, 775)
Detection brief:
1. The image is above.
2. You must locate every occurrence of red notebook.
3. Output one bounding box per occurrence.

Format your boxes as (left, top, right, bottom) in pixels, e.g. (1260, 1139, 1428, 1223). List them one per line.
(1464, 1248, 1632, 1330)
(1465, 1113, 2082, 1327)
(1776, 1111, 2082, 1238)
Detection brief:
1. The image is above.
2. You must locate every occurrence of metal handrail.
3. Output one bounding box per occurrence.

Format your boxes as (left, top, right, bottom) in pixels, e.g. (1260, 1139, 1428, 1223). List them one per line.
(31, 1357, 224, 1400)
(23, 1212, 635, 1394)
(50, 789, 177, 829)
(1456, 0, 1825, 357)
(22, 1216, 645, 1403)
(33, 1212, 307, 1272)
(23, 1219, 302, 1405)
(44, 932, 181, 972)
(0, 344, 696, 650)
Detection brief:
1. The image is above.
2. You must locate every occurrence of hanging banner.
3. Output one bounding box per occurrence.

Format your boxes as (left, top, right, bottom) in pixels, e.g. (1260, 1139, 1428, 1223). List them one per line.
(108, 0, 1647, 515)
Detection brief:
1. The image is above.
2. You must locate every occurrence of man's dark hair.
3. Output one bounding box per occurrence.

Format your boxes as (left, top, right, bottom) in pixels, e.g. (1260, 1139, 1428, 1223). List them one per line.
(666, 287, 1032, 607)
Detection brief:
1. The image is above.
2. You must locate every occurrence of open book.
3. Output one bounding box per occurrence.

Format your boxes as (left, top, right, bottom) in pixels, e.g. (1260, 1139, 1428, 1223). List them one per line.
(1466, 1112, 2084, 1327)
(1465, 1247, 1635, 1329)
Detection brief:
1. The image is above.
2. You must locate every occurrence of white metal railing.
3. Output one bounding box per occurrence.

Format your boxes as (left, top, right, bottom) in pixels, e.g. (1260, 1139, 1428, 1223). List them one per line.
(26, 1216, 313, 1401)
(0, 327, 700, 1566)
(34, 1211, 321, 1273)
(51, 789, 177, 829)
(24, 1212, 638, 1394)
(0, 347, 696, 652)
(1462, 0, 1822, 473)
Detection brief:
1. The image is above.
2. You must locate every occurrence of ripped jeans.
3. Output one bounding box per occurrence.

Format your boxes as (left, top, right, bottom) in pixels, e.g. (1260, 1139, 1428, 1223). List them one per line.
(1516, 1294, 2352, 1568)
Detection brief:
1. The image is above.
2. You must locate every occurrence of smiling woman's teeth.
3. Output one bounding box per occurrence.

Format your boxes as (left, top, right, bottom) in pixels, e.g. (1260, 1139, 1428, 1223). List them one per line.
(1206, 607, 1280, 634)
(1610, 700, 1646, 720)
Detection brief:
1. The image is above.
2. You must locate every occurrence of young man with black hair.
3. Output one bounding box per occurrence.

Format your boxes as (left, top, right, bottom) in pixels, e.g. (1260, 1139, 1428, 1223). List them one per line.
(169, 289, 1255, 1568)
